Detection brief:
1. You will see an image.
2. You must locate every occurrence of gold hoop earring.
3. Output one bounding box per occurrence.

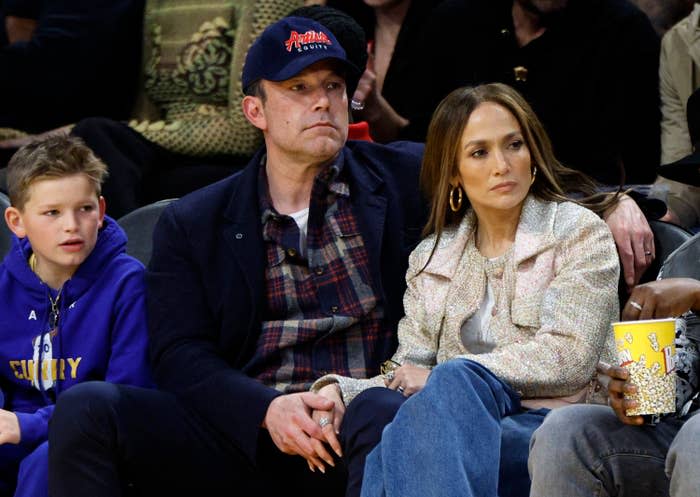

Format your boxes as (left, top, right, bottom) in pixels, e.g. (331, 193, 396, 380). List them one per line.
(449, 185, 463, 212)
(531, 166, 537, 185)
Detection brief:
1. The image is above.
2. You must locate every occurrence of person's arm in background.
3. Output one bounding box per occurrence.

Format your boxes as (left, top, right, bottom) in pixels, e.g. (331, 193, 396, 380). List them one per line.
(614, 2, 660, 185)
(655, 25, 697, 227)
(351, 49, 409, 144)
(599, 278, 700, 425)
(603, 194, 655, 291)
(621, 278, 700, 321)
(659, 28, 692, 166)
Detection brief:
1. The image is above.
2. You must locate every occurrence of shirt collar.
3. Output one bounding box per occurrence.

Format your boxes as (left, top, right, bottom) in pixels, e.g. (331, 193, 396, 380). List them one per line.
(258, 153, 348, 225)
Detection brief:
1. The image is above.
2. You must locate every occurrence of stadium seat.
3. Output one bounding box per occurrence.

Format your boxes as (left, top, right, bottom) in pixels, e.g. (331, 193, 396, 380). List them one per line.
(640, 220, 694, 284)
(659, 232, 700, 280)
(116, 199, 175, 266)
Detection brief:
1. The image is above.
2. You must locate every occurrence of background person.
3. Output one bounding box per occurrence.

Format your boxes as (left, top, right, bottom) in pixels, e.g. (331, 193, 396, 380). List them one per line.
(0, 0, 143, 139)
(528, 235, 700, 497)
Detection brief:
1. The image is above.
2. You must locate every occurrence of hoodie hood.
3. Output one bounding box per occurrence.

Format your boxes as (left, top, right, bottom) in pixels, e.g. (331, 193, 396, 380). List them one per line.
(4, 216, 127, 300)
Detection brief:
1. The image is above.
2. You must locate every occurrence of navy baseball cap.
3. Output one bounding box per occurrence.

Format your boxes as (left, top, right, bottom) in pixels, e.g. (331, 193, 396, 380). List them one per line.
(242, 16, 359, 92)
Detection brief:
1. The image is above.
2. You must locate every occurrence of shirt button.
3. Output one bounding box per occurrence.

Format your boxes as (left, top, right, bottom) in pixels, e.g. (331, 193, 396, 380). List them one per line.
(315, 268, 324, 275)
(493, 267, 504, 279)
(331, 305, 339, 313)
(500, 28, 510, 36)
(286, 248, 297, 257)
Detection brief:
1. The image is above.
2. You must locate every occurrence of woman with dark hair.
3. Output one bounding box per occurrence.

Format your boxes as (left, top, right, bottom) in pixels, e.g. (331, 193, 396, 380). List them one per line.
(311, 83, 620, 497)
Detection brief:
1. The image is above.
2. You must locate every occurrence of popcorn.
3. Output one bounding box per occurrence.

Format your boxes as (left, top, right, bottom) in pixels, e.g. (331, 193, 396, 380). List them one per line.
(648, 332, 659, 352)
(624, 360, 676, 416)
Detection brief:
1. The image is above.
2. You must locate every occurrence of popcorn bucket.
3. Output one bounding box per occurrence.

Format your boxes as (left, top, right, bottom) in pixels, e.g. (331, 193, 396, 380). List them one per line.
(612, 318, 677, 416)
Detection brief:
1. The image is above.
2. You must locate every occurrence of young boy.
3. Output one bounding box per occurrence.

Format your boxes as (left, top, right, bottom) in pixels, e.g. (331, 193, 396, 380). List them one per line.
(0, 136, 151, 497)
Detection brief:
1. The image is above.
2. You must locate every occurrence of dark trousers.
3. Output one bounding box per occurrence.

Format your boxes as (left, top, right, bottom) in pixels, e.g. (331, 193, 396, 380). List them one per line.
(48, 382, 404, 497)
(71, 118, 248, 219)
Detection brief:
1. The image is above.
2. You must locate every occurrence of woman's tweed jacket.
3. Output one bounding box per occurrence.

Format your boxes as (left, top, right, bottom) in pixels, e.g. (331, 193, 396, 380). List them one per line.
(313, 196, 620, 409)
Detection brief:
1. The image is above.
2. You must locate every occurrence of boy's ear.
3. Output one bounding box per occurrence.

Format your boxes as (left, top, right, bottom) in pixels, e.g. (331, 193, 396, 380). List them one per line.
(4, 206, 26, 238)
(241, 95, 267, 131)
(98, 196, 106, 228)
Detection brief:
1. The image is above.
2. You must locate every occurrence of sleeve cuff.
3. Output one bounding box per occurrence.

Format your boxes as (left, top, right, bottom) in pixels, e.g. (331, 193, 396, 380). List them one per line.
(15, 409, 50, 448)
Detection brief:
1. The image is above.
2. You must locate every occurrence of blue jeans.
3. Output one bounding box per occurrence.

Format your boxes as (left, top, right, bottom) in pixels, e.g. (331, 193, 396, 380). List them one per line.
(528, 404, 691, 497)
(361, 359, 547, 497)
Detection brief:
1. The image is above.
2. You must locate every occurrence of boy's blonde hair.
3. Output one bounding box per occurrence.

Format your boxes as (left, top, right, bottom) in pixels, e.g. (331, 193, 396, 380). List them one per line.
(7, 135, 108, 210)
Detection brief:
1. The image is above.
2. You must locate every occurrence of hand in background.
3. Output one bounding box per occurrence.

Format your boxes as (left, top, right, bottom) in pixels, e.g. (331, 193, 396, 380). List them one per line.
(596, 362, 644, 426)
(622, 278, 700, 320)
(603, 195, 655, 290)
(350, 45, 408, 143)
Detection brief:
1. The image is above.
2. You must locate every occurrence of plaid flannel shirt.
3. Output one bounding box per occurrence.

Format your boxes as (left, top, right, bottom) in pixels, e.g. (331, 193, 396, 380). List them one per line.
(247, 156, 391, 393)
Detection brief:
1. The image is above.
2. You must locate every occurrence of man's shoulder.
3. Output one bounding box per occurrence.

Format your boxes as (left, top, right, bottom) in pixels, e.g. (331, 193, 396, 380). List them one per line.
(167, 167, 251, 224)
(343, 140, 424, 176)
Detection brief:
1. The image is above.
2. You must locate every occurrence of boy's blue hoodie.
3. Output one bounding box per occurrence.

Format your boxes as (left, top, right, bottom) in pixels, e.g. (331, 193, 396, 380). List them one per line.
(0, 216, 151, 449)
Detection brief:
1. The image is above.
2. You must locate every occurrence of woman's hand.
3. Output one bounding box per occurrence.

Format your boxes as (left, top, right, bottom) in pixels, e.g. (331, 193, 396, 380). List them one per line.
(385, 364, 430, 397)
(308, 383, 345, 473)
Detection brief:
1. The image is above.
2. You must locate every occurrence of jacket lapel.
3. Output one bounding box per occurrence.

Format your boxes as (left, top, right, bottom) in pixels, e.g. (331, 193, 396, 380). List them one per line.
(222, 151, 266, 302)
(345, 147, 387, 292)
(512, 196, 558, 265)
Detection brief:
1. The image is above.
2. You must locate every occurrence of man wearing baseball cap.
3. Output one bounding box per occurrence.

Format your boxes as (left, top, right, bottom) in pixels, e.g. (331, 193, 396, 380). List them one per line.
(48, 15, 426, 497)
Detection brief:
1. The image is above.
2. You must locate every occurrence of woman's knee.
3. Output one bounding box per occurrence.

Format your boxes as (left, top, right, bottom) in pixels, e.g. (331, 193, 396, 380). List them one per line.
(427, 359, 471, 387)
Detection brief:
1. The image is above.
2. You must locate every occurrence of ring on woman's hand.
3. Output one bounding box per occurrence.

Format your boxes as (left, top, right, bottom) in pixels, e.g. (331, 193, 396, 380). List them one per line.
(385, 370, 395, 381)
(644, 251, 652, 257)
(629, 301, 643, 311)
(319, 417, 331, 428)
(397, 386, 405, 394)
(351, 99, 365, 111)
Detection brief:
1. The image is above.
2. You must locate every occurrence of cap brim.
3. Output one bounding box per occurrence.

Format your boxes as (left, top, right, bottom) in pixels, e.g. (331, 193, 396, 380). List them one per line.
(659, 152, 700, 187)
(269, 55, 359, 84)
